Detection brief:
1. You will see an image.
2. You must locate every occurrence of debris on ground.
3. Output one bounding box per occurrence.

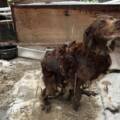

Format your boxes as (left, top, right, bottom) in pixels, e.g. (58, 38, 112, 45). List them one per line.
(0, 58, 100, 120)
(0, 47, 120, 120)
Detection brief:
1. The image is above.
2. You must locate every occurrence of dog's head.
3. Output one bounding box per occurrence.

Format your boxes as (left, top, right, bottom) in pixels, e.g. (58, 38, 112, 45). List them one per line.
(83, 15, 120, 55)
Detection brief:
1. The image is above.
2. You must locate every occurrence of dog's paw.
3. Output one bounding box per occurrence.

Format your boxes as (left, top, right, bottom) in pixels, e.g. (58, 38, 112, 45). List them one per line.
(72, 104, 79, 111)
(72, 101, 80, 111)
(41, 104, 51, 113)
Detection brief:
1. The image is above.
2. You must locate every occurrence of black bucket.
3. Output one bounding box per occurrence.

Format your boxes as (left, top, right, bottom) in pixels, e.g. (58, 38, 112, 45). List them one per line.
(0, 23, 16, 41)
(0, 43, 18, 60)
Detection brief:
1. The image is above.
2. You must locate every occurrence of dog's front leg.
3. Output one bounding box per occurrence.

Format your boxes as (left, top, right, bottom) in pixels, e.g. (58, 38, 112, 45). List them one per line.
(41, 75, 56, 112)
(41, 88, 52, 113)
(72, 76, 82, 111)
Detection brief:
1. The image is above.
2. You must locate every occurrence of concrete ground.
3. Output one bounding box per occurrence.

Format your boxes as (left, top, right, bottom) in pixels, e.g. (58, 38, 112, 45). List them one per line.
(0, 47, 120, 120)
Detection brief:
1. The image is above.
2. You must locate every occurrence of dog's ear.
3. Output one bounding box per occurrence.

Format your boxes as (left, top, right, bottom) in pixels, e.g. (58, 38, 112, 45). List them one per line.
(83, 25, 95, 49)
(83, 18, 107, 49)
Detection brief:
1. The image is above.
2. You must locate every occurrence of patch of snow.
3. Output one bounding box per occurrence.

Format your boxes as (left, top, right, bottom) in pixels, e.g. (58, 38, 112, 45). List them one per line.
(17, 1, 98, 6)
(96, 51, 120, 120)
(106, 110, 120, 120)
(103, 0, 120, 4)
(0, 60, 11, 67)
(95, 109, 105, 120)
(16, 1, 120, 6)
(98, 73, 120, 120)
(0, 60, 14, 73)
(7, 99, 40, 120)
(55, 106, 62, 110)
(13, 70, 45, 100)
(11, 60, 32, 66)
(110, 52, 120, 69)
(6, 70, 45, 120)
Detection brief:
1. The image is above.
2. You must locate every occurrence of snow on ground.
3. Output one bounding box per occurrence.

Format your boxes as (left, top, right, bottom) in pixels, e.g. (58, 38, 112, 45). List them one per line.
(0, 58, 100, 120)
(0, 48, 120, 120)
(16, 1, 96, 6)
(16, 1, 120, 6)
(96, 50, 120, 120)
(0, 58, 41, 120)
(0, 60, 11, 67)
(98, 73, 120, 120)
(7, 70, 44, 120)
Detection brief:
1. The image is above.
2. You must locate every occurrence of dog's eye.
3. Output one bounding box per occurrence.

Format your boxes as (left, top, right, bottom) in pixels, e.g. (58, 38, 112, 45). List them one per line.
(99, 20, 106, 28)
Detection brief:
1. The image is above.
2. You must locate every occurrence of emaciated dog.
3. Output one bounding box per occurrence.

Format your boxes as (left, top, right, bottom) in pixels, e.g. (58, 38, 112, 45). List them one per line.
(41, 15, 120, 112)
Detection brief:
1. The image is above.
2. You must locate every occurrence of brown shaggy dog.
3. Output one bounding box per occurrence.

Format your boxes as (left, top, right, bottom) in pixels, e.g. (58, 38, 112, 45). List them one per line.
(41, 15, 120, 112)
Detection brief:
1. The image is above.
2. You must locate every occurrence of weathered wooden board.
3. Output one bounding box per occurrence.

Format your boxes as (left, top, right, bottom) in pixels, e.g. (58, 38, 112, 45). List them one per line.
(11, 5, 120, 44)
